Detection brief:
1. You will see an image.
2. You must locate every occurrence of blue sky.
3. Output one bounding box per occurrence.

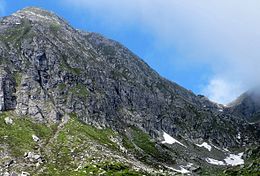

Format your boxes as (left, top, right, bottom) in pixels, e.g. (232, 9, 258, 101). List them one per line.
(1, 0, 260, 104)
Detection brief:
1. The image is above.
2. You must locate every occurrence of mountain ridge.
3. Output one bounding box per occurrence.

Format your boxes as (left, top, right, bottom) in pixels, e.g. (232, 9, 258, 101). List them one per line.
(0, 7, 259, 175)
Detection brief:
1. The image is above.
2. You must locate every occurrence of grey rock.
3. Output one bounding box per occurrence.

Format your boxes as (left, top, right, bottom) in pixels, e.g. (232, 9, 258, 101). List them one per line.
(4, 117, 13, 125)
(0, 67, 16, 111)
(227, 89, 260, 123)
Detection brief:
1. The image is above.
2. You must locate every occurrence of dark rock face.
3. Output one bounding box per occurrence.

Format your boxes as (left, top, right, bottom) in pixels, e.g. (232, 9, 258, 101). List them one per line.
(0, 67, 16, 111)
(0, 7, 258, 148)
(228, 90, 260, 123)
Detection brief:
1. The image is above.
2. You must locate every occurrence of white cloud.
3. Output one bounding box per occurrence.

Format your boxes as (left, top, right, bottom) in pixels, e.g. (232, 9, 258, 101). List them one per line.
(63, 0, 260, 104)
(202, 78, 244, 105)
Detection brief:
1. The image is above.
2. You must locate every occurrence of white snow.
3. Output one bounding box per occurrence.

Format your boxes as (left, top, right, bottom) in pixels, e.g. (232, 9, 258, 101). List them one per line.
(206, 158, 225, 165)
(162, 132, 186, 147)
(206, 153, 244, 166)
(196, 142, 212, 151)
(237, 132, 241, 140)
(224, 152, 244, 166)
(186, 163, 194, 167)
(32, 134, 40, 142)
(21, 172, 30, 176)
(166, 166, 190, 174)
(223, 148, 230, 152)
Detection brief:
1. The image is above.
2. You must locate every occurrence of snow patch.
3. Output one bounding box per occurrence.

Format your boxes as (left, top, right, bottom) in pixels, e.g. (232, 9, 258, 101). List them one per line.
(237, 132, 241, 140)
(162, 132, 186, 147)
(223, 148, 230, 152)
(32, 134, 40, 142)
(206, 158, 225, 165)
(186, 163, 194, 167)
(196, 142, 212, 151)
(206, 153, 244, 166)
(224, 152, 244, 166)
(166, 166, 190, 174)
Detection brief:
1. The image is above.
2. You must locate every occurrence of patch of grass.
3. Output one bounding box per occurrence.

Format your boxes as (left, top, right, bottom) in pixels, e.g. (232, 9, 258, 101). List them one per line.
(131, 127, 158, 157)
(43, 161, 144, 176)
(40, 114, 120, 175)
(122, 135, 135, 151)
(66, 114, 116, 148)
(70, 84, 88, 98)
(0, 19, 32, 47)
(0, 112, 53, 157)
(60, 56, 82, 75)
(14, 72, 22, 87)
(125, 127, 173, 164)
(49, 23, 61, 34)
(58, 83, 66, 91)
(82, 161, 144, 176)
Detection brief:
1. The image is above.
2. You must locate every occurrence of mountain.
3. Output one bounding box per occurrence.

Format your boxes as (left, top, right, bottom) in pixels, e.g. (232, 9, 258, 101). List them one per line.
(227, 89, 260, 123)
(0, 7, 259, 175)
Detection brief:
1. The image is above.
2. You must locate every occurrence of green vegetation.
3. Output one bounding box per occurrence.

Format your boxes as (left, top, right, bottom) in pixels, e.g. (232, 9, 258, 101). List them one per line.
(0, 112, 53, 157)
(14, 72, 22, 87)
(49, 23, 61, 34)
(63, 114, 117, 148)
(0, 19, 32, 47)
(70, 84, 88, 98)
(82, 161, 143, 176)
(131, 127, 159, 157)
(60, 56, 82, 75)
(40, 115, 121, 175)
(0, 112, 182, 175)
(57, 83, 66, 91)
(123, 127, 172, 164)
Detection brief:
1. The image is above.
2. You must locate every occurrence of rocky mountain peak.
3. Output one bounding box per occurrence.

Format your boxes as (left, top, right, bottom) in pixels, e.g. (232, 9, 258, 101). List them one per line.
(227, 89, 260, 123)
(4, 7, 67, 26)
(12, 7, 61, 23)
(0, 7, 259, 175)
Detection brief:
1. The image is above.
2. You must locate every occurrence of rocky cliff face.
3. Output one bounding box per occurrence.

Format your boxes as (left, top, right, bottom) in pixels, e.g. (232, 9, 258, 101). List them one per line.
(0, 67, 16, 111)
(0, 7, 259, 175)
(227, 90, 260, 123)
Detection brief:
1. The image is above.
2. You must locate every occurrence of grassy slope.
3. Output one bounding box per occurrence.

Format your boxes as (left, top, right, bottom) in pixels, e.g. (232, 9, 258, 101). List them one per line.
(0, 112, 146, 175)
(1, 111, 258, 176)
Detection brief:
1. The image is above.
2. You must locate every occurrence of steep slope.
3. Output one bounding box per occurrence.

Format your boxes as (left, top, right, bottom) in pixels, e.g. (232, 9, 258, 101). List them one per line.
(227, 90, 260, 123)
(0, 7, 259, 175)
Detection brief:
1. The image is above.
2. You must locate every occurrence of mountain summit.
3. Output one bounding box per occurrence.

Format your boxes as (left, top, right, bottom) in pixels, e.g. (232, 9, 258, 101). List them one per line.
(228, 89, 260, 123)
(0, 7, 259, 175)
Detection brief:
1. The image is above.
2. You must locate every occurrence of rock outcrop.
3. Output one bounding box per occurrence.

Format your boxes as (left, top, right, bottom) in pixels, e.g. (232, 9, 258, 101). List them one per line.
(0, 67, 16, 111)
(227, 90, 260, 123)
